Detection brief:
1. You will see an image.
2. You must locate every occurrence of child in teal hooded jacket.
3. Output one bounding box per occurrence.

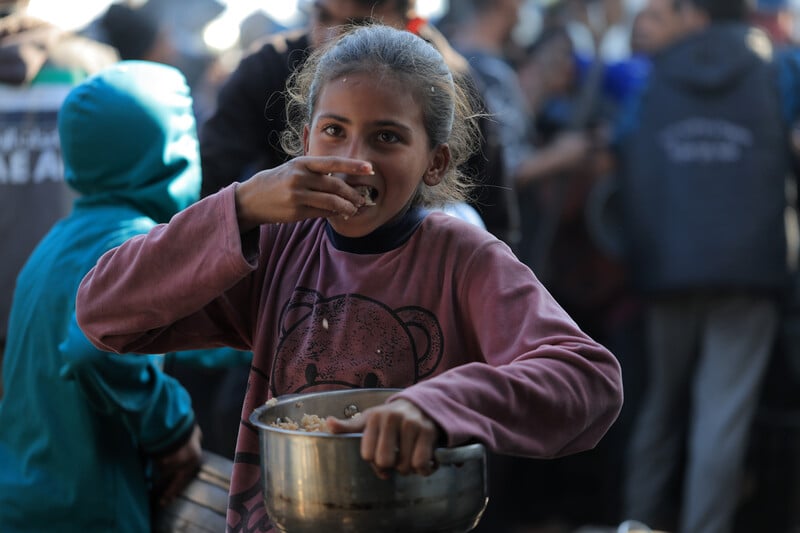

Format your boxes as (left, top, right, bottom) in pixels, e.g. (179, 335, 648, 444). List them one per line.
(0, 60, 250, 532)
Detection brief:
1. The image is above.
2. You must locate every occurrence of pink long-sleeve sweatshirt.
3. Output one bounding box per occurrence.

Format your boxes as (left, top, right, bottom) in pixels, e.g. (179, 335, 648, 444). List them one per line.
(76, 184, 623, 532)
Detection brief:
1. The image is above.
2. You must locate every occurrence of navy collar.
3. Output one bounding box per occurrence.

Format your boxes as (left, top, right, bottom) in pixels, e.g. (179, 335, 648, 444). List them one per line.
(325, 207, 428, 254)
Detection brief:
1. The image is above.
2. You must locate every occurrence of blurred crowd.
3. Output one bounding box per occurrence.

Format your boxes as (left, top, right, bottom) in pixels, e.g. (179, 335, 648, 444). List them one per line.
(3, 0, 800, 531)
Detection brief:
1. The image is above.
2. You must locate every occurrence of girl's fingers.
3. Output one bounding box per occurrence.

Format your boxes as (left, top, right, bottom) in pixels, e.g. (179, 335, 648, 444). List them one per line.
(395, 425, 419, 475)
(301, 189, 364, 217)
(359, 411, 380, 464)
(374, 420, 400, 471)
(301, 156, 374, 178)
(326, 415, 365, 433)
(411, 429, 438, 476)
(237, 156, 373, 227)
(302, 157, 374, 207)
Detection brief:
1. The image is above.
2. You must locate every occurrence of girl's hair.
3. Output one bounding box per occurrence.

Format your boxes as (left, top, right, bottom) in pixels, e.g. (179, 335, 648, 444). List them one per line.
(281, 24, 480, 208)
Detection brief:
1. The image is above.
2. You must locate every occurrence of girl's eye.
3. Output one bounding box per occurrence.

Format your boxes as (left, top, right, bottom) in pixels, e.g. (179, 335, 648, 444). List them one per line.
(322, 124, 342, 136)
(377, 131, 400, 143)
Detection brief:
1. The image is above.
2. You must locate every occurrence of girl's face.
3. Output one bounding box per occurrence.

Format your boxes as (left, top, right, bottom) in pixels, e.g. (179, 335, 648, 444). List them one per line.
(303, 72, 450, 238)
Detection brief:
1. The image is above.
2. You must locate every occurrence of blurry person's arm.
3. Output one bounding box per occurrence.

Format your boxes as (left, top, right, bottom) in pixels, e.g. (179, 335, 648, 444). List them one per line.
(59, 315, 202, 506)
(150, 424, 203, 508)
(513, 130, 593, 188)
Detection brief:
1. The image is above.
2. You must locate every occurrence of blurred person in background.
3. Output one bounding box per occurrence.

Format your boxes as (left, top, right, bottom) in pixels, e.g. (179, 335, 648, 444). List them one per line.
(0, 0, 117, 397)
(89, 0, 228, 129)
(0, 60, 250, 532)
(441, 0, 598, 263)
(615, 0, 800, 531)
(97, 2, 178, 65)
(509, 23, 643, 530)
(133, 0, 228, 130)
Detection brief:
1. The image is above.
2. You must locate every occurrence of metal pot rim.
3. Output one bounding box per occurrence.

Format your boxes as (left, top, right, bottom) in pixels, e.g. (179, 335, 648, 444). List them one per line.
(248, 389, 486, 462)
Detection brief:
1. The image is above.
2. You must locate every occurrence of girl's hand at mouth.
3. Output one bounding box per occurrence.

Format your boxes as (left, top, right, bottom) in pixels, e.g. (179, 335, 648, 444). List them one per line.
(235, 156, 374, 231)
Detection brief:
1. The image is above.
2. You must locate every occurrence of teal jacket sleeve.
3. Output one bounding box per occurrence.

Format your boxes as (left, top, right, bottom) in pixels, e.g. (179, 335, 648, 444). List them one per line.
(59, 315, 196, 455)
(165, 347, 253, 369)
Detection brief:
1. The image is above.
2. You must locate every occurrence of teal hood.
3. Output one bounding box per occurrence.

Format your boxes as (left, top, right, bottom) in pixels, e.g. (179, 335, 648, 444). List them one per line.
(58, 60, 200, 222)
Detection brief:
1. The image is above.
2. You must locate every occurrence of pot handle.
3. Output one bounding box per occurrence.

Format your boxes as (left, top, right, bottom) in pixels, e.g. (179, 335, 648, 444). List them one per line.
(433, 443, 485, 465)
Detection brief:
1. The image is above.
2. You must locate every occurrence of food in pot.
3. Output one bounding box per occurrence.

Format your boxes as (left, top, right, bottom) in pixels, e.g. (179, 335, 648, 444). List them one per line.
(267, 402, 362, 432)
(271, 413, 330, 432)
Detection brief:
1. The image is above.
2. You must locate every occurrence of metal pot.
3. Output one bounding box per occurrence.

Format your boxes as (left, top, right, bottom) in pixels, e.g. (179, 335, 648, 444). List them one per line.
(248, 388, 488, 533)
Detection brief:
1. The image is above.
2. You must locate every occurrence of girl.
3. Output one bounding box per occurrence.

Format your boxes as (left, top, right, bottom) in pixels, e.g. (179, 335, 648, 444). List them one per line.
(76, 25, 623, 532)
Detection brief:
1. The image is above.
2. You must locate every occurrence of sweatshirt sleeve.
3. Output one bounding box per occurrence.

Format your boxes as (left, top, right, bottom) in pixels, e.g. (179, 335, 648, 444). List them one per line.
(76, 185, 258, 356)
(59, 315, 196, 456)
(392, 239, 624, 459)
